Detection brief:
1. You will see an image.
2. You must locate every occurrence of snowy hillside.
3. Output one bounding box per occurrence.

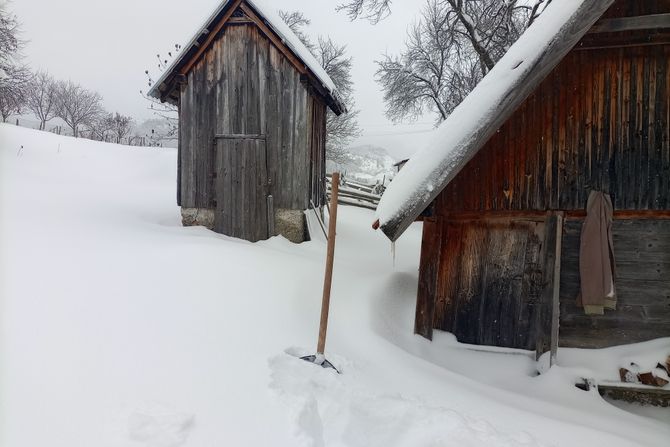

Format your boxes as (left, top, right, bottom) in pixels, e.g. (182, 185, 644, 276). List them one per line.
(1, 124, 668, 447)
(328, 144, 397, 184)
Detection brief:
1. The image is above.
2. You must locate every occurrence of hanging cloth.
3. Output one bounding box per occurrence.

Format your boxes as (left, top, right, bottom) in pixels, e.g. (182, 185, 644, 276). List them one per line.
(577, 191, 617, 315)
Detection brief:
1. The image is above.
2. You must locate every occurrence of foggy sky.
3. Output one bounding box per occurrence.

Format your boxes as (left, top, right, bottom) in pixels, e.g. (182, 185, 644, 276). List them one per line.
(13, 0, 435, 158)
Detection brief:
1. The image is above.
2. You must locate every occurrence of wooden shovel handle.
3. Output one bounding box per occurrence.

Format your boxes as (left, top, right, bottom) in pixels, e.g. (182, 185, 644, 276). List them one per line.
(317, 172, 340, 355)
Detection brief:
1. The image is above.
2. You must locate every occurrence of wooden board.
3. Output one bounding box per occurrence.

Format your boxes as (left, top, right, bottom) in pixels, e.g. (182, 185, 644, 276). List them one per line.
(414, 219, 441, 340)
(214, 137, 269, 242)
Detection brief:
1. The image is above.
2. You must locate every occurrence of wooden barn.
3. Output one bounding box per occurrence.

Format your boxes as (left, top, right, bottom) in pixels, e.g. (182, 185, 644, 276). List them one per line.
(148, 0, 345, 243)
(374, 0, 670, 359)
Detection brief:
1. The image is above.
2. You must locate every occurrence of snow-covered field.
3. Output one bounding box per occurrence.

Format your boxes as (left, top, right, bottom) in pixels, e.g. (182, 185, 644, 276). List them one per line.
(1, 124, 668, 447)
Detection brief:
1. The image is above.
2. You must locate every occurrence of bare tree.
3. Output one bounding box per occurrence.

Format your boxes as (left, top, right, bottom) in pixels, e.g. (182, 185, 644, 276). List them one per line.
(0, 85, 24, 121)
(54, 80, 103, 137)
(336, 0, 393, 24)
(110, 112, 134, 143)
(0, 1, 31, 121)
(277, 10, 315, 53)
(317, 37, 361, 163)
(141, 43, 181, 144)
(337, 0, 551, 26)
(280, 10, 361, 163)
(87, 112, 114, 141)
(376, 0, 543, 125)
(26, 70, 57, 130)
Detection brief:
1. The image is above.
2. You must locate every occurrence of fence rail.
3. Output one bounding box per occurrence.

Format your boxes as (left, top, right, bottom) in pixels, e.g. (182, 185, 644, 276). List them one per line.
(326, 174, 381, 211)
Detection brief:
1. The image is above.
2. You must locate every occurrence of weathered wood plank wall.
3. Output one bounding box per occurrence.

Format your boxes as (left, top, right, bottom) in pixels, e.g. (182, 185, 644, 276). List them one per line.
(559, 219, 670, 348)
(419, 217, 553, 351)
(601, 0, 670, 18)
(179, 23, 328, 217)
(435, 45, 669, 213)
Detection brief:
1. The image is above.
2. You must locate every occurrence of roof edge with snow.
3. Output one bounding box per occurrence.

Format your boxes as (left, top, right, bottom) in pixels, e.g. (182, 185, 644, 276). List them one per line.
(147, 0, 345, 115)
(375, 0, 615, 242)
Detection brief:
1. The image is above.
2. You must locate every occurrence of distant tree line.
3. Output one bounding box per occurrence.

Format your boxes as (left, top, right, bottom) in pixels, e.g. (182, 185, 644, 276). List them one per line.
(1, 3, 168, 146)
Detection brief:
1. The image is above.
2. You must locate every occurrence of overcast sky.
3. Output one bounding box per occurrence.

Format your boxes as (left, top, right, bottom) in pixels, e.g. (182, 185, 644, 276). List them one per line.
(13, 0, 436, 159)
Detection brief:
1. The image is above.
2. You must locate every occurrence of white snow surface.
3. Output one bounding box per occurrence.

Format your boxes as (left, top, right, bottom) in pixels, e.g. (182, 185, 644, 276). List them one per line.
(375, 0, 590, 230)
(148, 0, 337, 99)
(1, 124, 669, 447)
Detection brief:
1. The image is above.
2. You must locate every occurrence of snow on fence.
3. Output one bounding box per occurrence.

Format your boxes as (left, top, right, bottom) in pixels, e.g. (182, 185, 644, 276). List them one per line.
(326, 174, 382, 211)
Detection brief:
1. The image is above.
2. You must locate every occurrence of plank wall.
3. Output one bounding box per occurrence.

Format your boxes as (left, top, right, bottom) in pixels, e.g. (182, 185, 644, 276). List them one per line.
(179, 23, 327, 213)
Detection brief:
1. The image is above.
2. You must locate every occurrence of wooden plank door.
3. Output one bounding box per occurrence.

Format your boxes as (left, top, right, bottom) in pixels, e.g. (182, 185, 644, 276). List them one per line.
(214, 136, 269, 242)
(431, 217, 555, 351)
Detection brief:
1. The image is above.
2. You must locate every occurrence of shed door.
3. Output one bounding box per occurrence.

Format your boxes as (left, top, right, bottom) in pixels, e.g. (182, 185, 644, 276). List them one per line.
(214, 136, 269, 242)
(431, 218, 551, 350)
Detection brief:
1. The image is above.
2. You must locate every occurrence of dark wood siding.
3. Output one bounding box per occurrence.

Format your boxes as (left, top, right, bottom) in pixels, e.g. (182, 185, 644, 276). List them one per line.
(418, 216, 557, 351)
(601, 0, 670, 17)
(178, 23, 327, 213)
(435, 45, 669, 213)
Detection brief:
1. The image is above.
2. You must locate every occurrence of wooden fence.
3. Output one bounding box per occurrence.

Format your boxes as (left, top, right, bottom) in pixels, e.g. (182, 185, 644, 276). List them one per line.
(326, 174, 382, 211)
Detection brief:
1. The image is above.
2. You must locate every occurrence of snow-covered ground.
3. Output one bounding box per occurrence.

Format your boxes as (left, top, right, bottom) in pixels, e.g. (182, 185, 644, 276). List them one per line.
(0, 124, 668, 447)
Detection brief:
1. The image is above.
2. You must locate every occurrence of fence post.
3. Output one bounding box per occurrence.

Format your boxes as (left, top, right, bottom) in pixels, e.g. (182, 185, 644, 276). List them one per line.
(15, 118, 19, 126)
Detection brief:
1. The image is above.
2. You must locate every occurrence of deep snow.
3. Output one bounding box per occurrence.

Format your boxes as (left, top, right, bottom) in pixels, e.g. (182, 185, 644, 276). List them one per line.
(0, 124, 668, 447)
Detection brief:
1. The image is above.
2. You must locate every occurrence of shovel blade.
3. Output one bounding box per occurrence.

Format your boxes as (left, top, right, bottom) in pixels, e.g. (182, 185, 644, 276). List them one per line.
(300, 355, 340, 373)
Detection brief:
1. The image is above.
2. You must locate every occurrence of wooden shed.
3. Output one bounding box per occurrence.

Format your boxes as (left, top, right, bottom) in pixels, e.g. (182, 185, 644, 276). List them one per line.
(148, 0, 345, 242)
(375, 0, 670, 358)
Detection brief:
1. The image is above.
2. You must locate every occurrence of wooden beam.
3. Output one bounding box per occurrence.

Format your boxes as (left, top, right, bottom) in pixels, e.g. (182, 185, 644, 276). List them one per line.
(577, 28, 670, 50)
(577, 380, 670, 407)
(549, 212, 564, 366)
(437, 210, 670, 221)
(215, 134, 267, 140)
(414, 219, 442, 340)
(589, 13, 670, 34)
(536, 212, 563, 361)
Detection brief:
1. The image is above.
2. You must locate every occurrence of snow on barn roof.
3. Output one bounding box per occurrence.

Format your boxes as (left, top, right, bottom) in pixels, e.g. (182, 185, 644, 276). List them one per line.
(374, 0, 615, 242)
(147, 0, 343, 113)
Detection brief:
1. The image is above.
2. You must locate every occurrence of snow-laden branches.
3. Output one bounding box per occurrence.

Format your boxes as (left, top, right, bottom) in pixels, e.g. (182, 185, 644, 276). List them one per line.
(0, 1, 31, 121)
(336, 0, 393, 24)
(376, 0, 539, 125)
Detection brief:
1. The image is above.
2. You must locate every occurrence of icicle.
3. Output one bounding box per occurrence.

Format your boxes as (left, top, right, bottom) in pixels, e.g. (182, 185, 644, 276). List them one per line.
(391, 241, 396, 268)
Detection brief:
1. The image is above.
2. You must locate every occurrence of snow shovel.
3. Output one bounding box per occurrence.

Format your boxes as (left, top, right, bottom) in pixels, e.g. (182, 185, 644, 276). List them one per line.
(301, 172, 341, 373)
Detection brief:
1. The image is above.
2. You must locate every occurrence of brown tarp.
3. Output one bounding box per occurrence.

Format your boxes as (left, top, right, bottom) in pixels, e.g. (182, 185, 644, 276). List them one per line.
(578, 191, 617, 315)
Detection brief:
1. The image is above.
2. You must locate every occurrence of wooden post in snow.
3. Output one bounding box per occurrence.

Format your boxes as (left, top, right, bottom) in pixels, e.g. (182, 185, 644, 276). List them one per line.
(317, 172, 340, 356)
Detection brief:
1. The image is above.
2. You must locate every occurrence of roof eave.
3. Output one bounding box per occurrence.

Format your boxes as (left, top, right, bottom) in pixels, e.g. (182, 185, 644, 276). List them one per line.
(379, 0, 616, 242)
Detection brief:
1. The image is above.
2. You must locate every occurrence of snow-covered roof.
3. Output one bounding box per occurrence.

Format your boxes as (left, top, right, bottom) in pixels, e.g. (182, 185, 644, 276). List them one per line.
(147, 0, 343, 113)
(374, 0, 615, 242)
